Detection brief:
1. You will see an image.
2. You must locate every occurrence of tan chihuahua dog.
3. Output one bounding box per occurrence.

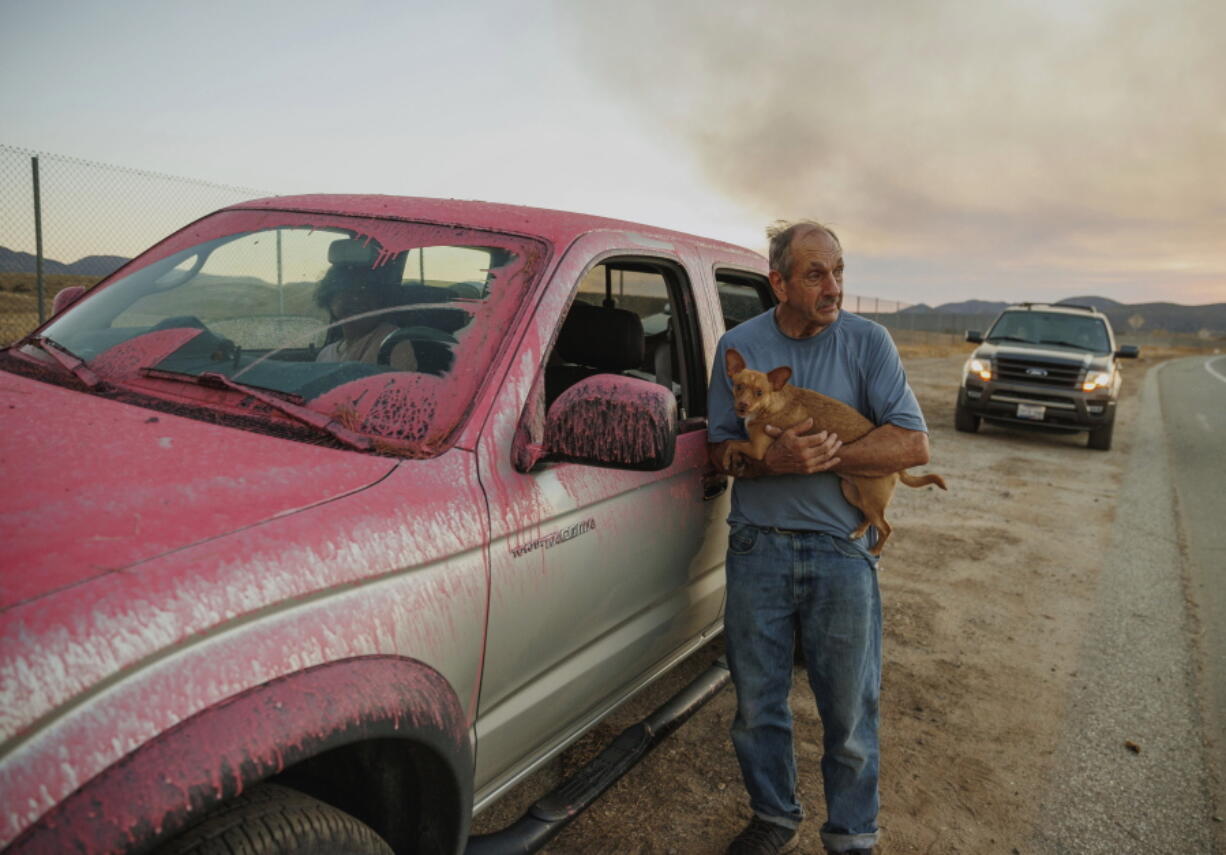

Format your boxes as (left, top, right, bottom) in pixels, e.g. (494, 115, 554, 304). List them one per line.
(722, 347, 946, 555)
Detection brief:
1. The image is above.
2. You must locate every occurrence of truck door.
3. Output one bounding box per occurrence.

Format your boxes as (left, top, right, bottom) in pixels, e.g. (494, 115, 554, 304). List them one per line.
(472, 246, 726, 802)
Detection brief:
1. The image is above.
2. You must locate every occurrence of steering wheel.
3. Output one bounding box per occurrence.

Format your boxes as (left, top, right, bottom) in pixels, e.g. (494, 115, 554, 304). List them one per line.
(149, 315, 236, 361)
(377, 328, 419, 367)
(379, 327, 457, 372)
(150, 315, 209, 332)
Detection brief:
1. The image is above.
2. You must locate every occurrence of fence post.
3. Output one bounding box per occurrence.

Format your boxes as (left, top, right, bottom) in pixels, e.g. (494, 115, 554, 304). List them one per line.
(32, 156, 45, 324)
(276, 228, 285, 313)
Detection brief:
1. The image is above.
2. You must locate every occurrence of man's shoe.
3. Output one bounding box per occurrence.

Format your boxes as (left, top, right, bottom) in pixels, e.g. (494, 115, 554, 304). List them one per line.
(727, 816, 799, 854)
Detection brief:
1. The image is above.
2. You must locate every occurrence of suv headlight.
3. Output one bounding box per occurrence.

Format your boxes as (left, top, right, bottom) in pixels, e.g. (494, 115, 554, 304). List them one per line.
(966, 357, 992, 382)
(1082, 370, 1112, 392)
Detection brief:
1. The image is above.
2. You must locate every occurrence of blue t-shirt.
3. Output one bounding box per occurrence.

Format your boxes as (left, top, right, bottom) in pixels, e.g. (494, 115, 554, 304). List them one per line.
(707, 308, 927, 539)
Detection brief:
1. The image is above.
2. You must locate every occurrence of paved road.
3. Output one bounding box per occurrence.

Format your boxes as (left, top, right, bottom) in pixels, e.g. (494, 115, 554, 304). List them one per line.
(1160, 354, 1226, 819)
(1036, 356, 1222, 853)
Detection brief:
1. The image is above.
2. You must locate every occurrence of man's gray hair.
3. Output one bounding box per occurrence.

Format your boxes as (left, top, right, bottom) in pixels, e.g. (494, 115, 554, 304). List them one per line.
(766, 220, 841, 278)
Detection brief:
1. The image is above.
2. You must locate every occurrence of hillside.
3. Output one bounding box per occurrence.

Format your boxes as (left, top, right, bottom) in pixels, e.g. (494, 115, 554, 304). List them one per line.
(0, 246, 130, 277)
(1, 245, 1221, 332)
(900, 294, 1226, 334)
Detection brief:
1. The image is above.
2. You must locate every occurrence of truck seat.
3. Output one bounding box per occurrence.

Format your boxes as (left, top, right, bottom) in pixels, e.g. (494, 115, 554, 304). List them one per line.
(546, 301, 645, 405)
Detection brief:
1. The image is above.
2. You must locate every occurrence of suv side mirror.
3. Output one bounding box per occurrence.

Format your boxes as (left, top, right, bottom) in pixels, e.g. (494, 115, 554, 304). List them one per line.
(1115, 345, 1139, 358)
(541, 375, 677, 471)
(965, 330, 983, 343)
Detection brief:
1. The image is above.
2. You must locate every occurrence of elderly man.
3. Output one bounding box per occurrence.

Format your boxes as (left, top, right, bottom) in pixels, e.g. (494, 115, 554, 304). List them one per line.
(707, 221, 931, 855)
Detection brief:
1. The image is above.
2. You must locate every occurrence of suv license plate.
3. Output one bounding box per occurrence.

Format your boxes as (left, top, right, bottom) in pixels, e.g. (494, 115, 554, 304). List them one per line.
(1017, 403, 1046, 420)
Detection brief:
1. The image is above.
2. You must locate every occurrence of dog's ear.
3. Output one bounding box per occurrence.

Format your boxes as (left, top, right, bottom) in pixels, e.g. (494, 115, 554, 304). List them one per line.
(767, 366, 791, 390)
(725, 348, 746, 376)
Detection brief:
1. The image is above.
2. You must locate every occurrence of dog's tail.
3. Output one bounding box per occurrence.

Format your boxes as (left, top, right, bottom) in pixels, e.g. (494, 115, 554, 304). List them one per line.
(900, 470, 947, 490)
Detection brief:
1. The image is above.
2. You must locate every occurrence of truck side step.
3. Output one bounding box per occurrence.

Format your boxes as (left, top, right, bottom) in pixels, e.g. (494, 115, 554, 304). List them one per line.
(465, 657, 730, 855)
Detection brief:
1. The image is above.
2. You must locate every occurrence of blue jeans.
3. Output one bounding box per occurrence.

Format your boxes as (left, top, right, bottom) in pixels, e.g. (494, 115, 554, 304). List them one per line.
(724, 523, 881, 853)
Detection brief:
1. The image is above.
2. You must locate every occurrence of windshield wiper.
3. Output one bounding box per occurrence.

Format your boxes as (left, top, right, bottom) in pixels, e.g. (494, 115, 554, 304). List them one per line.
(197, 372, 374, 452)
(142, 368, 373, 452)
(1038, 339, 1092, 350)
(988, 335, 1032, 343)
(25, 336, 101, 387)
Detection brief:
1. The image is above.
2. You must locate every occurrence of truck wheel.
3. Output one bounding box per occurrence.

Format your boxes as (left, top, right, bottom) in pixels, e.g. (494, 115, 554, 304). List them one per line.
(157, 783, 393, 855)
(1087, 418, 1114, 451)
(954, 403, 980, 433)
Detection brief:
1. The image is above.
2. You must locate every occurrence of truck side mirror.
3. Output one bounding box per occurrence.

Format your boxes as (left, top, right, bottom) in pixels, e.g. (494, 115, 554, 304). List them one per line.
(52, 286, 87, 315)
(965, 330, 983, 343)
(540, 375, 677, 471)
(1115, 345, 1139, 358)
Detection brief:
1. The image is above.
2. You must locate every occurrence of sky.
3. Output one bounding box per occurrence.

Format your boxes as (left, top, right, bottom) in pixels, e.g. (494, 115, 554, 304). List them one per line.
(2, 0, 1224, 308)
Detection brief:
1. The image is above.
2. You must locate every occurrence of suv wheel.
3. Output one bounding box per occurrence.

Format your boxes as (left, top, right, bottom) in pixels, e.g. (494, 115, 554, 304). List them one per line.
(954, 403, 980, 433)
(1087, 417, 1115, 451)
(157, 783, 393, 855)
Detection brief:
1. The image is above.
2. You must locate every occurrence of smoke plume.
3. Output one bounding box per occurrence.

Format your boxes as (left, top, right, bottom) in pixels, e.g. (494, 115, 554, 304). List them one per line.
(560, 0, 1226, 301)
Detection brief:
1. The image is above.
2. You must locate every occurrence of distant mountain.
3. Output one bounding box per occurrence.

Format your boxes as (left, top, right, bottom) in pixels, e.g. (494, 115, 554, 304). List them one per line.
(919, 299, 1012, 315)
(1057, 296, 1125, 310)
(0, 246, 71, 275)
(66, 255, 130, 276)
(0, 246, 129, 277)
(895, 294, 1226, 334)
(1079, 300, 1226, 336)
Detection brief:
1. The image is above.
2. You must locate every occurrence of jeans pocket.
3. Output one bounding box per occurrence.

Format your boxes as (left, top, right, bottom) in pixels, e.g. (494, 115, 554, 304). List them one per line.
(829, 533, 874, 564)
(727, 523, 760, 556)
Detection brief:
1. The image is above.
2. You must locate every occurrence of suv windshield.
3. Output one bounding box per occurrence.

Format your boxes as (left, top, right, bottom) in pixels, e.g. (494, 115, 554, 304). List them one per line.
(28, 208, 547, 453)
(986, 310, 1111, 354)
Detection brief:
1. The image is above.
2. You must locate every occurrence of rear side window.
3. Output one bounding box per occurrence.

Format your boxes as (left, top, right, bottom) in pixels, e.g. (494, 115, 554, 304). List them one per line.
(715, 269, 773, 329)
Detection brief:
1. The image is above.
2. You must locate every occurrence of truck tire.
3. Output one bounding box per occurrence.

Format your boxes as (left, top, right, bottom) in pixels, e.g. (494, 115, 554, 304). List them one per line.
(954, 403, 980, 433)
(157, 783, 393, 855)
(1087, 417, 1114, 451)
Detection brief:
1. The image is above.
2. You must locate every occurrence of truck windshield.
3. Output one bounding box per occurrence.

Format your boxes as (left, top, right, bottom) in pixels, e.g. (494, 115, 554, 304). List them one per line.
(31, 209, 547, 453)
(986, 311, 1111, 354)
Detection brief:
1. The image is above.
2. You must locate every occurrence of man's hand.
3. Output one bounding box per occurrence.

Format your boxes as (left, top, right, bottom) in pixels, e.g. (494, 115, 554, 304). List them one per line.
(762, 418, 843, 475)
(707, 419, 844, 478)
(725, 450, 749, 477)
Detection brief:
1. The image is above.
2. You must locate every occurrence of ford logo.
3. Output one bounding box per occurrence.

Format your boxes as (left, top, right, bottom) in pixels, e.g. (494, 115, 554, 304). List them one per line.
(1026, 368, 1048, 377)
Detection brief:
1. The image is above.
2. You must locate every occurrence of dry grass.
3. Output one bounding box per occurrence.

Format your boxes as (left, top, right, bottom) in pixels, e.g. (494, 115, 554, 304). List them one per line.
(0, 272, 101, 296)
(0, 274, 103, 344)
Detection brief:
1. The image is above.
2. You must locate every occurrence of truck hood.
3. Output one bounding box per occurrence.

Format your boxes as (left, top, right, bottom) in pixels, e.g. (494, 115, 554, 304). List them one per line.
(0, 372, 398, 611)
(976, 342, 1107, 371)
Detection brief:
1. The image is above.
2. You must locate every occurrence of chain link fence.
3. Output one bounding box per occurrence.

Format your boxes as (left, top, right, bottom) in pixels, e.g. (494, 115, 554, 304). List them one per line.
(848, 295, 991, 351)
(0, 144, 270, 344)
(1, 144, 1217, 352)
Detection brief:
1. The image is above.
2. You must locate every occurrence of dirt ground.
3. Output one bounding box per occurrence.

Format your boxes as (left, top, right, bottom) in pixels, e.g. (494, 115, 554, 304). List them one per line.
(474, 345, 1189, 854)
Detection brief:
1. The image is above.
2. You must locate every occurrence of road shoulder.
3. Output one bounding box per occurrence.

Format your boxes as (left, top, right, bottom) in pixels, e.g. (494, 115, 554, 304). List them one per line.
(1034, 360, 1217, 852)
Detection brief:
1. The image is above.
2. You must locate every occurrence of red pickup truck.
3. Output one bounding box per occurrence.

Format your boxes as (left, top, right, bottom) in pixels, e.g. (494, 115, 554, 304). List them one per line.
(0, 196, 775, 854)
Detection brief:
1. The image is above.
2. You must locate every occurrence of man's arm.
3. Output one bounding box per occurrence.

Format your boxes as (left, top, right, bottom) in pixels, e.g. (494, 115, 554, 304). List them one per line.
(829, 423, 929, 477)
(708, 420, 843, 478)
(708, 420, 928, 479)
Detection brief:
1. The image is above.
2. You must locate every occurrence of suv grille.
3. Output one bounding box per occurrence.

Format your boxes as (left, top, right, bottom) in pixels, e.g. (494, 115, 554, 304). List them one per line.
(995, 357, 1081, 388)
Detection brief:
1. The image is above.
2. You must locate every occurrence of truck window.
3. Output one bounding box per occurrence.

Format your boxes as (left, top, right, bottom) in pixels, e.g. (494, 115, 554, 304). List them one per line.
(715, 269, 773, 329)
(548, 259, 706, 425)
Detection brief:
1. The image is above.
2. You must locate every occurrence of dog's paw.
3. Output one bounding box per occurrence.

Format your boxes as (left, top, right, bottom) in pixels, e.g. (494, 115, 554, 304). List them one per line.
(726, 451, 748, 476)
